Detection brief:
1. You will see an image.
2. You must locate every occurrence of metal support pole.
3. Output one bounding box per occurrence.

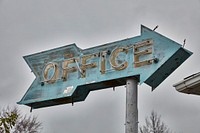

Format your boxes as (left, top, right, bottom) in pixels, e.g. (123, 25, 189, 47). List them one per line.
(125, 78, 138, 133)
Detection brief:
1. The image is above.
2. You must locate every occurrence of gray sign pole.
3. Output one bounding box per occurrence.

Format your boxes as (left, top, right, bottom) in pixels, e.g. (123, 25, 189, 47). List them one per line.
(126, 78, 138, 133)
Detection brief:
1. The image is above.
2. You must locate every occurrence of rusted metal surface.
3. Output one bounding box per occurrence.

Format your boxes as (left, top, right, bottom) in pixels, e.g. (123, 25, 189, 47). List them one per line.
(18, 25, 192, 109)
(134, 39, 153, 67)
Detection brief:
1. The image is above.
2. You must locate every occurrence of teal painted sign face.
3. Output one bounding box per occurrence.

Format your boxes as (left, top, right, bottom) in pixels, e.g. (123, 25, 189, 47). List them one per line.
(18, 25, 192, 109)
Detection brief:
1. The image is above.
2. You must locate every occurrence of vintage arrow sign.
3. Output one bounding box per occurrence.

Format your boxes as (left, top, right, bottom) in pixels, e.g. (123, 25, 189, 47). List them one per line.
(18, 25, 192, 109)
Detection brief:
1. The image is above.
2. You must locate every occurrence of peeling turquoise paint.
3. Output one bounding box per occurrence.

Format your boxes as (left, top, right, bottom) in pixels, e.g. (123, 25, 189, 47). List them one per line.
(18, 25, 192, 109)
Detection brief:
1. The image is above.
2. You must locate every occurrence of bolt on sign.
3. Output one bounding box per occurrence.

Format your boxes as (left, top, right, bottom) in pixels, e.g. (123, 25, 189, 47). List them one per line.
(18, 25, 192, 109)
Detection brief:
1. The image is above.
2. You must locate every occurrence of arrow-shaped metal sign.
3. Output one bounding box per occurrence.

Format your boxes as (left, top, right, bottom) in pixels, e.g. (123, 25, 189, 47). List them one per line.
(18, 25, 192, 109)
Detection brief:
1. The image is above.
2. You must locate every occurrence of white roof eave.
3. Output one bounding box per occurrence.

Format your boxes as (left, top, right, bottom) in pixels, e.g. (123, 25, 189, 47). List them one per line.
(173, 72, 200, 95)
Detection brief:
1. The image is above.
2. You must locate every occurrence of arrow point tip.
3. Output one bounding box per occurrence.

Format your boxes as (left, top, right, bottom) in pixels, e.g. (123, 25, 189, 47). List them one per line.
(141, 25, 153, 35)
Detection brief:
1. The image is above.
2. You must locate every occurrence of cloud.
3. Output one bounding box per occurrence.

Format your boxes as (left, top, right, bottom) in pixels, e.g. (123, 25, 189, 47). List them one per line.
(0, 0, 200, 133)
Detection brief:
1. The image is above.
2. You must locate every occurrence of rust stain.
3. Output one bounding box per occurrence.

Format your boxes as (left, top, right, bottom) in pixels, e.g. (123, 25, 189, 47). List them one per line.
(64, 53, 74, 58)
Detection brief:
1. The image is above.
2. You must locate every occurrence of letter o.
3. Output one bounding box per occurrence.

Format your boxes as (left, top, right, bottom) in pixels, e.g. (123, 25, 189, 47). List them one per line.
(43, 62, 59, 84)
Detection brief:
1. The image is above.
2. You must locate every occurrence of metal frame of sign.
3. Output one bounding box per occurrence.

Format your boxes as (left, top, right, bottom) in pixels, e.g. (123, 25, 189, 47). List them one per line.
(18, 25, 192, 109)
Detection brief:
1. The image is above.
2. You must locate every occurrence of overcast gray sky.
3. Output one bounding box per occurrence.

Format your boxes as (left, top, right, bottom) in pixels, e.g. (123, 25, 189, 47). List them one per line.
(0, 0, 200, 133)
